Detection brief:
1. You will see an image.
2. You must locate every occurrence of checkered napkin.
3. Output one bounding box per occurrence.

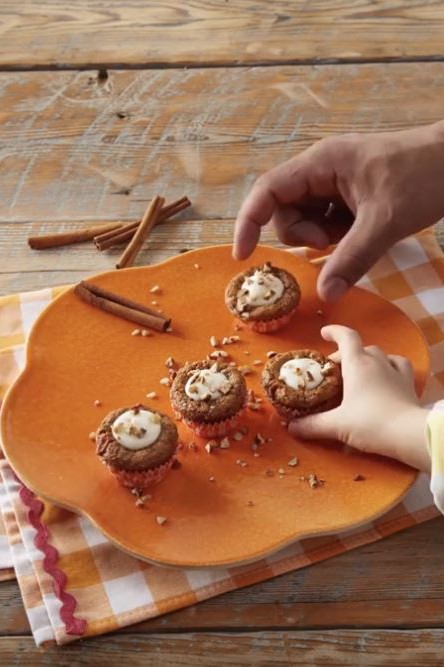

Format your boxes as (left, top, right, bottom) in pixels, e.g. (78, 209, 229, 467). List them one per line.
(0, 231, 443, 646)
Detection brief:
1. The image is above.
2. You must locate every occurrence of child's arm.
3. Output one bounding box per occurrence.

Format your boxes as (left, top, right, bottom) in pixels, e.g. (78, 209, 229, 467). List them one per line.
(289, 325, 430, 472)
(427, 411, 444, 513)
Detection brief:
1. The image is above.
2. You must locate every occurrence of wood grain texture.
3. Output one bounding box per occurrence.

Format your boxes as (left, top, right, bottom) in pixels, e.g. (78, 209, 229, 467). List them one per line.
(2, 63, 444, 294)
(2, 630, 444, 665)
(2, 519, 444, 636)
(1, 1, 444, 68)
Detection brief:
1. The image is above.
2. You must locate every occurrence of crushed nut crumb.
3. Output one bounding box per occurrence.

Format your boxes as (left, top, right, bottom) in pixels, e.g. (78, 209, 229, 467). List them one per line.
(252, 360, 263, 366)
(209, 350, 229, 359)
(151, 300, 158, 306)
(205, 440, 217, 454)
(266, 351, 277, 358)
(146, 391, 157, 399)
(353, 474, 365, 482)
(166, 326, 173, 333)
(220, 437, 230, 449)
(150, 285, 161, 294)
(278, 468, 286, 475)
(131, 329, 141, 337)
(141, 329, 152, 337)
(233, 432, 243, 442)
(156, 516, 167, 526)
(253, 452, 260, 458)
(288, 457, 299, 467)
(165, 356, 176, 369)
(188, 442, 198, 451)
(316, 309, 324, 316)
(307, 474, 324, 489)
(209, 476, 216, 483)
(159, 377, 171, 387)
(210, 335, 219, 348)
(253, 432, 267, 447)
(194, 263, 201, 269)
(89, 431, 96, 441)
(94, 400, 102, 407)
(236, 459, 248, 468)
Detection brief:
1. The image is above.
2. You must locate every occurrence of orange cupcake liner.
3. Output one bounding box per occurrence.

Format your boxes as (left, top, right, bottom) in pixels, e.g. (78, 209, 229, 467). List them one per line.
(247, 307, 298, 333)
(109, 456, 175, 489)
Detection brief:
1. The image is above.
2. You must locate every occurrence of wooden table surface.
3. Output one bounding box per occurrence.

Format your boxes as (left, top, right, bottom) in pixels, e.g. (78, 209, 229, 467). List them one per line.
(2, 2, 444, 663)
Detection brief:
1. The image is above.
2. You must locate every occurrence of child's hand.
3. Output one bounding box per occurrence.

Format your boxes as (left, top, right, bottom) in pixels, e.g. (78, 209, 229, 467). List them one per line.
(289, 325, 430, 472)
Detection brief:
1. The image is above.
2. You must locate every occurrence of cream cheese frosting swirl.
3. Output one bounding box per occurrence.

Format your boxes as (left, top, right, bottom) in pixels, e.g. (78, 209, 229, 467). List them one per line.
(185, 366, 231, 401)
(111, 408, 161, 450)
(237, 268, 284, 311)
(279, 358, 326, 391)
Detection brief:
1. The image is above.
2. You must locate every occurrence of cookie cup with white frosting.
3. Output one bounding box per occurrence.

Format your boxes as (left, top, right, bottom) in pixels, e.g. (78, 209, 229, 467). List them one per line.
(262, 350, 342, 420)
(225, 262, 300, 333)
(96, 405, 179, 489)
(170, 360, 247, 437)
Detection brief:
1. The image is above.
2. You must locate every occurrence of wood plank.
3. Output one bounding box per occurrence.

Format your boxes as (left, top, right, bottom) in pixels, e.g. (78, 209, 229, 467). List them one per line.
(2, 63, 444, 224)
(2, 63, 444, 294)
(1, 1, 444, 68)
(2, 629, 444, 665)
(2, 519, 444, 636)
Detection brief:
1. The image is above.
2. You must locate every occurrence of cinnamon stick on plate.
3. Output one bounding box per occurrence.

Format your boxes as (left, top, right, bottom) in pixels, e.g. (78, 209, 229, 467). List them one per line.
(116, 195, 165, 270)
(94, 196, 191, 251)
(28, 222, 124, 250)
(75, 281, 171, 332)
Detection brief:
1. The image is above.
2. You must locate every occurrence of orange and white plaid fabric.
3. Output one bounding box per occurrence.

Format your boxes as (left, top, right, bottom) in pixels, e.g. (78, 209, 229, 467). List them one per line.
(0, 230, 443, 646)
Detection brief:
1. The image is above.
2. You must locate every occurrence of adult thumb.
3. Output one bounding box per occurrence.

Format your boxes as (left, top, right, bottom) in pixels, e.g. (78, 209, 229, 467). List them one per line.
(317, 204, 390, 302)
(288, 408, 341, 441)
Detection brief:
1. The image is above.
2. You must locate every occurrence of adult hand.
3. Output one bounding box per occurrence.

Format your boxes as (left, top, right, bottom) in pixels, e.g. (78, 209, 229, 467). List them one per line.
(233, 122, 444, 301)
(288, 326, 430, 472)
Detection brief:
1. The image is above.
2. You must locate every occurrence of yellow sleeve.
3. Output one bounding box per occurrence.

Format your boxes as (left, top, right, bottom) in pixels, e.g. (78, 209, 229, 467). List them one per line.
(426, 412, 444, 515)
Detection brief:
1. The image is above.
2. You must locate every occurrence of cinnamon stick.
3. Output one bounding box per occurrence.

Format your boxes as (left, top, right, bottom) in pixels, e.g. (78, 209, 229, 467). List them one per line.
(78, 281, 169, 321)
(116, 195, 165, 269)
(94, 196, 191, 251)
(28, 222, 124, 250)
(75, 281, 171, 332)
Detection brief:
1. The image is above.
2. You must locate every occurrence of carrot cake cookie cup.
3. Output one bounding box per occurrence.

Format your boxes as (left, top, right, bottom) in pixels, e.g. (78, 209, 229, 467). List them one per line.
(96, 405, 178, 489)
(225, 262, 300, 333)
(170, 360, 247, 437)
(262, 350, 342, 420)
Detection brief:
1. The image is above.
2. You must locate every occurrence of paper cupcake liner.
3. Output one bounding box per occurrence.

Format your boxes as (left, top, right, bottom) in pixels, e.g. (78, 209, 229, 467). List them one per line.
(177, 408, 245, 438)
(109, 456, 175, 489)
(247, 307, 298, 333)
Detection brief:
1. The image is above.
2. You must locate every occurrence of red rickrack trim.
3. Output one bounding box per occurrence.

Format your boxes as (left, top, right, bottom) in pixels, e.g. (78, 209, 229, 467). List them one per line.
(17, 480, 87, 636)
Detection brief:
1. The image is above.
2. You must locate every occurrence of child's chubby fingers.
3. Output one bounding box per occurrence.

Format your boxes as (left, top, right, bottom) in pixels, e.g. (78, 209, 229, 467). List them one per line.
(388, 354, 415, 382)
(289, 407, 342, 441)
(321, 324, 364, 368)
